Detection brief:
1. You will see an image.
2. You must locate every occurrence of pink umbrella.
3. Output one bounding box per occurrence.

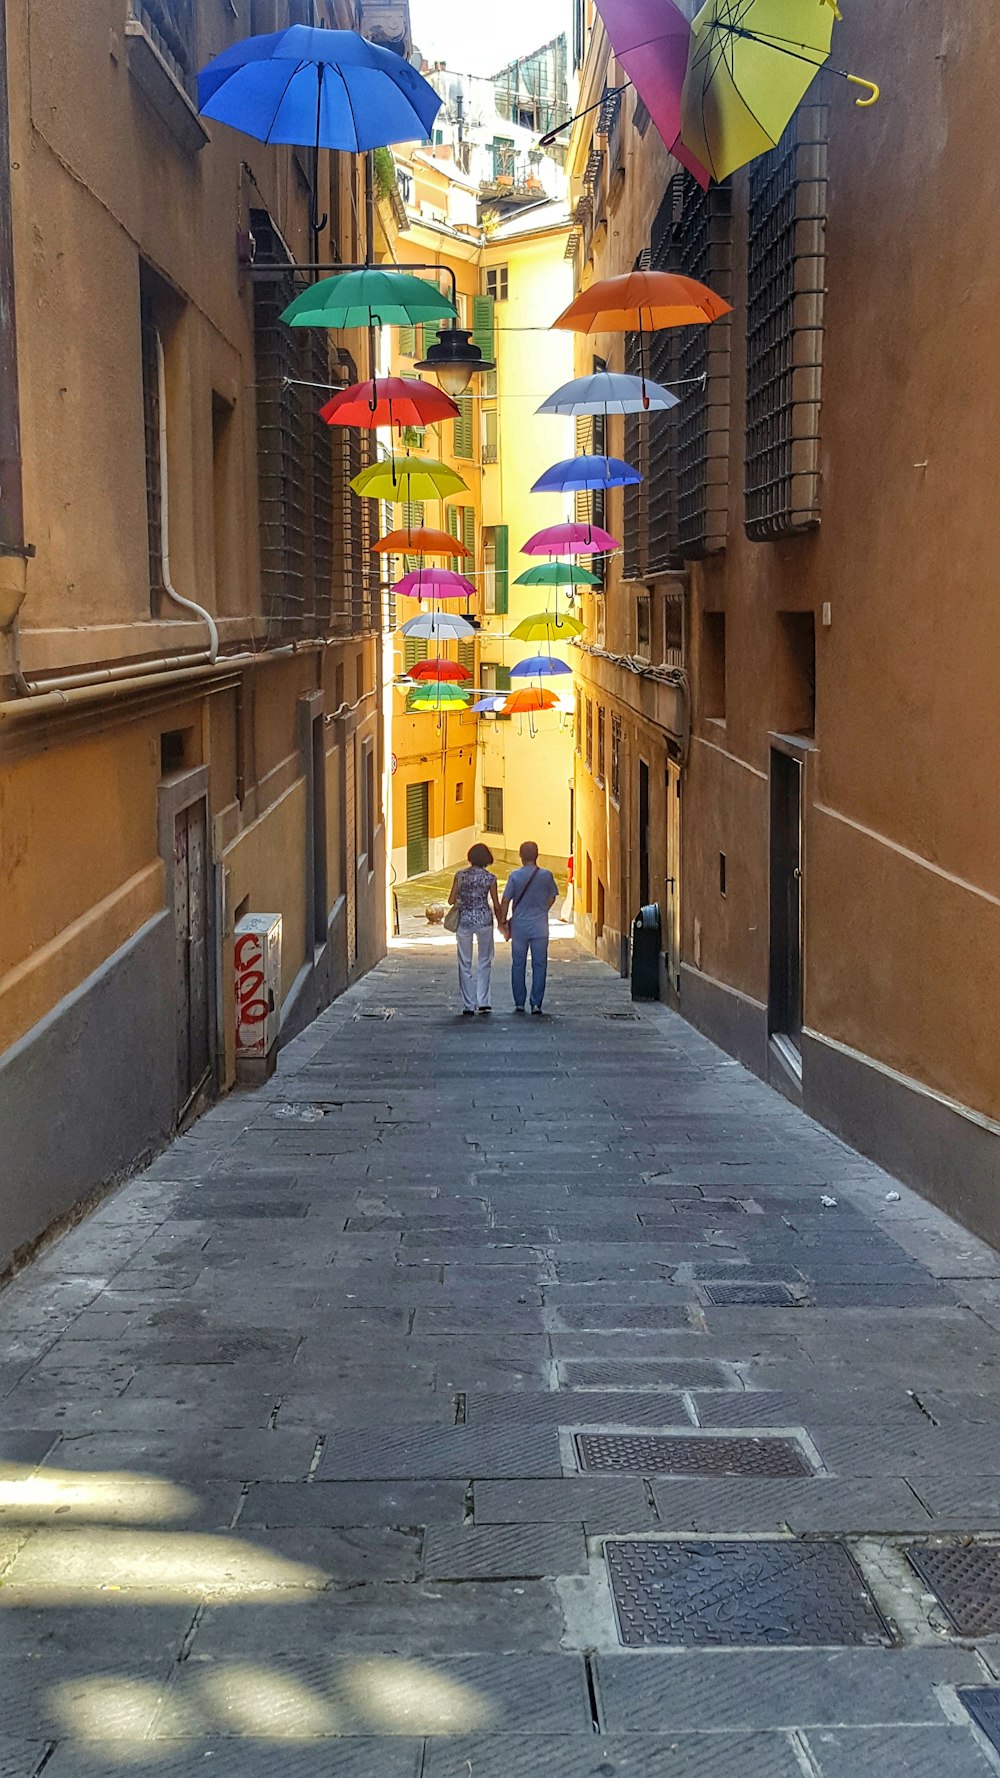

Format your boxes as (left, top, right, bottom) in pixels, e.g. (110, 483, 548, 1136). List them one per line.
(522, 522, 619, 557)
(594, 0, 710, 188)
(394, 568, 476, 600)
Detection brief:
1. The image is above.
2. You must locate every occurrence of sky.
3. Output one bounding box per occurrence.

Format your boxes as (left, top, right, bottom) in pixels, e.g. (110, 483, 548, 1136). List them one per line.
(409, 0, 573, 78)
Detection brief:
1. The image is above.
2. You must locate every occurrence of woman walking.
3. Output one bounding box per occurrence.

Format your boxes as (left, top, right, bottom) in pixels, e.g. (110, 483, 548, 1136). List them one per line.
(448, 843, 503, 1015)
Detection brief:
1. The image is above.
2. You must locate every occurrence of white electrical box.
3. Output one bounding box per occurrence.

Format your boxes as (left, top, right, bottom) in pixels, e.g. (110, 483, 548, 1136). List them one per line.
(234, 914, 282, 1060)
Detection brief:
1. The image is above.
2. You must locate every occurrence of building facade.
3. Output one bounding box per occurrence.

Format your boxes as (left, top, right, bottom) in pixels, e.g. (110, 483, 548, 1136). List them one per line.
(0, 0, 389, 1272)
(569, 1, 1000, 1240)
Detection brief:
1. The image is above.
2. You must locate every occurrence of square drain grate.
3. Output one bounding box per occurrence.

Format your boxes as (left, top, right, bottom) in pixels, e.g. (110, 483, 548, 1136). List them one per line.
(605, 1539, 893, 1648)
(354, 1006, 395, 1020)
(704, 1283, 797, 1306)
(576, 1432, 810, 1477)
(961, 1688, 1000, 1753)
(906, 1544, 1000, 1635)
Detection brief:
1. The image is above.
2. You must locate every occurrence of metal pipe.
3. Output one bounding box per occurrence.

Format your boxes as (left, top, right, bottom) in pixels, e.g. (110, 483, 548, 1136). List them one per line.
(156, 333, 219, 662)
(0, 0, 23, 555)
(0, 645, 307, 724)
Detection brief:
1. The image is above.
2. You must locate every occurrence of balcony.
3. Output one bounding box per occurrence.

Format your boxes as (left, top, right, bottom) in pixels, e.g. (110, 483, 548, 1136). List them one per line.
(126, 0, 207, 154)
(480, 145, 547, 202)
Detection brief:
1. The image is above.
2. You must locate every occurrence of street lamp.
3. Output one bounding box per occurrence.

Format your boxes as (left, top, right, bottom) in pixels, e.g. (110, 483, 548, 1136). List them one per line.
(415, 324, 495, 398)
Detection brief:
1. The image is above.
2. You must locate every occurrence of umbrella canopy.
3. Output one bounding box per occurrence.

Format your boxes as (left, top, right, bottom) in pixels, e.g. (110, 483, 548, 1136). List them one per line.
(406, 659, 472, 683)
(401, 611, 475, 640)
(394, 568, 476, 600)
(537, 371, 679, 417)
(198, 27, 441, 151)
(470, 695, 509, 714)
(374, 527, 471, 559)
(522, 523, 619, 557)
(351, 458, 468, 501)
(511, 656, 572, 678)
(504, 687, 561, 714)
(532, 454, 642, 494)
(681, 0, 879, 184)
(282, 269, 456, 330)
(511, 612, 584, 642)
(594, 0, 709, 186)
(406, 684, 471, 712)
(553, 270, 731, 333)
(514, 561, 601, 588)
(320, 378, 458, 430)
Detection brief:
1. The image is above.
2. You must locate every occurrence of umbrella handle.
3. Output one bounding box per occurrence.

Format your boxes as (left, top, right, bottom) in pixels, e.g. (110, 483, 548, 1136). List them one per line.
(847, 73, 880, 106)
(311, 65, 328, 238)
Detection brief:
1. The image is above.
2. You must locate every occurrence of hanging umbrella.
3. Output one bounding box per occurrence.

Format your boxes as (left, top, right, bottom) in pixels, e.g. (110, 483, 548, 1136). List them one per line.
(514, 562, 601, 589)
(553, 271, 730, 334)
(402, 611, 475, 640)
(511, 656, 572, 678)
(470, 695, 509, 715)
(522, 523, 619, 557)
(320, 378, 458, 429)
(282, 269, 455, 330)
(199, 28, 441, 229)
(681, 0, 880, 184)
(537, 371, 679, 417)
(511, 612, 584, 642)
(406, 659, 472, 683)
(374, 528, 471, 559)
(394, 568, 476, 600)
(592, 0, 710, 186)
(504, 687, 561, 714)
(532, 455, 642, 495)
(406, 684, 471, 712)
(351, 457, 468, 502)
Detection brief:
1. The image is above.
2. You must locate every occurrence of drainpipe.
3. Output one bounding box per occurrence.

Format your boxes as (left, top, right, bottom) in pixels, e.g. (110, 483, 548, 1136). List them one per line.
(0, 0, 33, 685)
(156, 333, 218, 661)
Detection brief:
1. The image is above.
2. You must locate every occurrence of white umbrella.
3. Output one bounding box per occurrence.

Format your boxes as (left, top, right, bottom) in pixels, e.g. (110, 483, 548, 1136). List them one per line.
(537, 371, 680, 417)
(401, 611, 475, 639)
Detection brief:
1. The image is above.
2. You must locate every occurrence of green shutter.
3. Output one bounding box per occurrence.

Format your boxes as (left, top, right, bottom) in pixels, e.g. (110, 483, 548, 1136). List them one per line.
(404, 636, 429, 671)
(461, 506, 476, 557)
(494, 523, 508, 614)
(472, 294, 495, 361)
(574, 416, 593, 525)
(457, 638, 475, 673)
(401, 425, 426, 449)
(398, 324, 416, 357)
(453, 395, 474, 460)
(496, 665, 511, 691)
(446, 504, 462, 574)
(402, 499, 425, 573)
(418, 320, 444, 361)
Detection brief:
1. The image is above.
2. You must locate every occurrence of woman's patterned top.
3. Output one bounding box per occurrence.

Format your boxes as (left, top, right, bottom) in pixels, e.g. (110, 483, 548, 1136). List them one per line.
(456, 866, 497, 931)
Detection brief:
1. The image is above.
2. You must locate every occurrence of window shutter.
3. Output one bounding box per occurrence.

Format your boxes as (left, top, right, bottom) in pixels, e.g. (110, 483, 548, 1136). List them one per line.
(574, 415, 593, 525)
(457, 638, 475, 673)
(402, 499, 425, 572)
(418, 320, 444, 361)
(446, 503, 462, 573)
(496, 665, 511, 691)
(494, 524, 508, 614)
(453, 395, 474, 460)
(398, 324, 416, 357)
(404, 636, 429, 670)
(461, 506, 476, 557)
(472, 294, 497, 396)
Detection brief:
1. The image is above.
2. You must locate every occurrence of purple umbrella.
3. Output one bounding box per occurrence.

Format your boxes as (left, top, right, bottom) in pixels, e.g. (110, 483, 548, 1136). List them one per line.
(532, 454, 642, 494)
(394, 567, 475, 600)
(522, 522, 619, 557)
(595, 0, 710, 188)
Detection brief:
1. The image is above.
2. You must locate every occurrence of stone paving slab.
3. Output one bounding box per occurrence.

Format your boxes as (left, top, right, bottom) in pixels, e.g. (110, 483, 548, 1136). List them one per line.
(422, 1733, 803, 1777)
(43, 1745, 423, 1778)
(242, 1481, 467, 1527)
(647, 1477, 932, 1532)
(803, 1725, 997, 1777)
(191, 1582, 569, 1655)
(474, 1477, 654, 1525)
(422, 1523, 588, 1577)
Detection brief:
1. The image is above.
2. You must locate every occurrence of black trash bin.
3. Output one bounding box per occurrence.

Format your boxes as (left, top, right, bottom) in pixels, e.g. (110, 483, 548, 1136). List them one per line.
(631, 903, 661, 1000)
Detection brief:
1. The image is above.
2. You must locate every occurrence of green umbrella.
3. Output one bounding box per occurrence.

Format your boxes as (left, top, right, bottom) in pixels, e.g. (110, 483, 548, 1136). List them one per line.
(405, 682, 470, 712)
(513, 561, 602, 588)
(281, 268, 456, 329)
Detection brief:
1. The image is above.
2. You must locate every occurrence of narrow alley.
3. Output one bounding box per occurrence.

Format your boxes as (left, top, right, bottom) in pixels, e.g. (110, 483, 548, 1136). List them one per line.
(4, 938, 1000, 1776)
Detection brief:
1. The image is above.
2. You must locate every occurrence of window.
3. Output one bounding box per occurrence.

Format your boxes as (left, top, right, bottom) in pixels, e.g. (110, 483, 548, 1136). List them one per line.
(453, 395, 474, 460)
(211, 392, 237, 614)
(664, 591, 685, 663)
(457, 638, 475, 674)
(585, 699, 593, 770)
(403, 636, 428, 671)
(485, 264, 508, 303)
(482, 407, 499, 464)
(484, 785, 504, 832)
(719, 852, 727, 897)
(397, 325, 417, 357)
(361, 740, 376, 869)
(596, 706, 606, 783)
(455, 781, 464, 802)
(776, 610, 816, 735)
(131, 0, 198, 96)
(139, 277, 163, 606)
(481, 661, 511, 719)
(401, 499, 425, 573)
(596, 879, 605, 937)
(401, 425, 425, 449)
(701, 610, 726, 720)
(636, 595, 652, 659)
(447, 504, 475, 572)
(575, 688, 582, 752)
(482, 524, 508, 613)
(745, 100, 827, 539)
(472, 293, 497, 397)
(610, 714, 622, 806)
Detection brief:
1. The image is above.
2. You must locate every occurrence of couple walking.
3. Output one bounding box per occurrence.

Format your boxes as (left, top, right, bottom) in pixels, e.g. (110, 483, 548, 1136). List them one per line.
(449, 841, 558, 1016)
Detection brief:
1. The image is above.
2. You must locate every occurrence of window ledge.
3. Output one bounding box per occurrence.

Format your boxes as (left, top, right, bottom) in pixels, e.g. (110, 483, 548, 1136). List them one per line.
(126, 18, 209, 155)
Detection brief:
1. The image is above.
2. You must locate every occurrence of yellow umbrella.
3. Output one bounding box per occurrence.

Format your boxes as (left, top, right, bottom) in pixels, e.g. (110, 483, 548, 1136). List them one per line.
(350, 456, 468, 502)
(511, 611, 584, 642)
(681, 0, 879, 184)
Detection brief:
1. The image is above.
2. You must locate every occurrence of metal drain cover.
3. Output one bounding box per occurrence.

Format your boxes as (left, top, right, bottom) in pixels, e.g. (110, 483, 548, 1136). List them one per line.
(961, 1688, 1000, 1753)
(906, 1544, 1000, 1635)
(354, 1006, 395, 1019)
(576, 1432, 810, 1477)
(704, 1283, 797, 1306)
(605, 1539, 893, 1648)
(604, 1011, 639, 1020)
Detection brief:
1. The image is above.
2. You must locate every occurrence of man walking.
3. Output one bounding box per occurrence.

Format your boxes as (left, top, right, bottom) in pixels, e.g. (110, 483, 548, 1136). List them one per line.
(500, 841, 559, 1014)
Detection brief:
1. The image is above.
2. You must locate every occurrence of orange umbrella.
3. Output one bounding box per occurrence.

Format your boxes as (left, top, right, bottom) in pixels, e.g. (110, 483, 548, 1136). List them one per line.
(373, 527, 471, 559)
(504, 686, 561, 714)
(552, 270, 730, 334)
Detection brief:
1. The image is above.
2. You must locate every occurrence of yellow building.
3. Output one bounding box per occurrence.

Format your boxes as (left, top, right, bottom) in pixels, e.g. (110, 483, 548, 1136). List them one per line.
(0, 0, 389, 1271)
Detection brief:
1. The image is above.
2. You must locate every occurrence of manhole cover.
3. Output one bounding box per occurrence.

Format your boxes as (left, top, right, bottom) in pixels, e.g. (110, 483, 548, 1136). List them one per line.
(576, 1433, 810, 1477)
(906, 1545, 1000, 1635)
(605, 1540, 893, 1648)
(604, 1011, 639, 1020)
(354, 1006, 395, 1019)
(960, 1688, 1000, 1752)
(704, 1283, 797, 1306)
(672, 1199, 745, 1215)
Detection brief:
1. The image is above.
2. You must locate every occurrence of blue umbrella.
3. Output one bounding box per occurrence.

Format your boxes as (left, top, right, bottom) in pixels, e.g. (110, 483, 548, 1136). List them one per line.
(199, 28, 441, 226)
(470, 695, 509, 714)
(511, 656, 572, 677)
(531, 454, 642, 494)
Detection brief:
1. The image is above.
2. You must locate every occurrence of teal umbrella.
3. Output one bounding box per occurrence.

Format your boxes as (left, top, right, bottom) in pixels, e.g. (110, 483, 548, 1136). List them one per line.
(281, 268, 456, 330)
(513, 561, 601, 588)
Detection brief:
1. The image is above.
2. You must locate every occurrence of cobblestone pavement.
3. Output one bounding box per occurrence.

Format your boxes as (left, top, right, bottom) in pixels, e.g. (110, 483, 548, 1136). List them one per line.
(5, 937, 1000, 1775)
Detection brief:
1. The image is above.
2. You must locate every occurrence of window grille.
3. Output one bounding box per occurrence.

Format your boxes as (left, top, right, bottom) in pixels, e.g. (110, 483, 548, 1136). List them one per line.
(585, 698, 593, 770)
(745, 98, 827, 539)
(610, 713, 622, 805)
(596, 705, 606, 782)
(131, 0, 197, 96)
(139, 283, 162, 602)
(664, 590, 685, 664)
(484, 785, 504, 831)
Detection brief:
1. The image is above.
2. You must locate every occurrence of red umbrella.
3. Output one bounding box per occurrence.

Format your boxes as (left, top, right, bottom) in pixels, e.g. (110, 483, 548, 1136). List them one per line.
(320, 376, 459, 429)
(406, 658, 472, 683)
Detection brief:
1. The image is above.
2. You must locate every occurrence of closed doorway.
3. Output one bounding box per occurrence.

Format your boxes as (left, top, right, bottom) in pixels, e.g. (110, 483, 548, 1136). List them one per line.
(769, 749, 804, 1070)
(406, 780, 430, 877)
(172, 799, 211, 1114)
(638, 758, 650, 908)
(665, 759, 681, 991)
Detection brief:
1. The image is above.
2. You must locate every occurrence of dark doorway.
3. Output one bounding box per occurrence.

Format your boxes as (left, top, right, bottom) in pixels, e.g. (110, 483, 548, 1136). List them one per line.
(172, 800, 211, 1113)
(406, 780, 430, 877)
(638, 759, 650, 908)
(769, 750, 804, 1062)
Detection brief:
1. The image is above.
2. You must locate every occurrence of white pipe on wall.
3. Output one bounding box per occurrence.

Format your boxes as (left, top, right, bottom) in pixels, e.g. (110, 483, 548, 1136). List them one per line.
(156, 331, 219, 662)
